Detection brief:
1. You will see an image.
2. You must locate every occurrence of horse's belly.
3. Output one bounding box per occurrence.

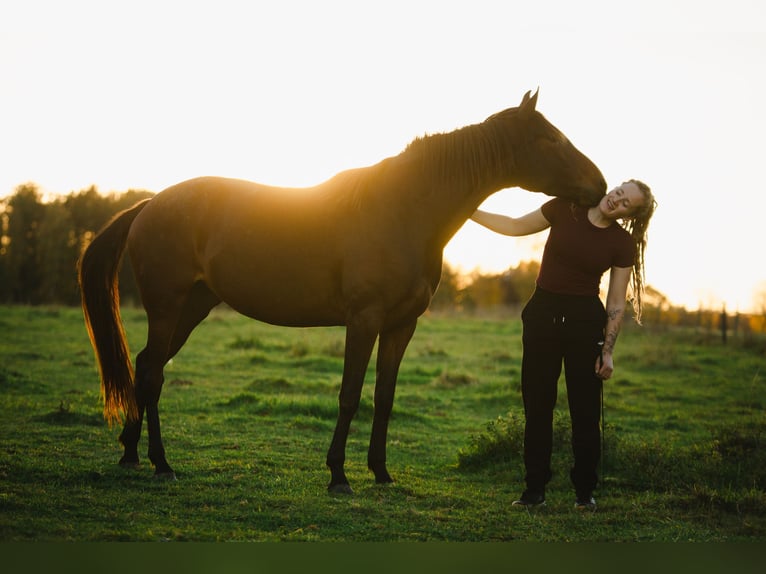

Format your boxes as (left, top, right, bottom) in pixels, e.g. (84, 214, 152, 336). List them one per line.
(205, 258, 346, 327)
(227, 292, 346, 328)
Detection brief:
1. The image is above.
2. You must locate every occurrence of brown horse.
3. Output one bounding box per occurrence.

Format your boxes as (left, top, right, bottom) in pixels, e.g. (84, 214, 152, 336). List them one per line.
(78, 90, 605, 493)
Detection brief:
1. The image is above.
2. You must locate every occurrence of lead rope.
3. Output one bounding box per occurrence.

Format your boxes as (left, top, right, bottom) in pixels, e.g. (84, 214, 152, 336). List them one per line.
(598, 340, 606, 486)
(601, 380, 606, 483)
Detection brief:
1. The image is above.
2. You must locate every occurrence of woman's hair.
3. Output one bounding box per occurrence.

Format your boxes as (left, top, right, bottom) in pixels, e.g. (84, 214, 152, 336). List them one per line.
(620, 179, 656, 324)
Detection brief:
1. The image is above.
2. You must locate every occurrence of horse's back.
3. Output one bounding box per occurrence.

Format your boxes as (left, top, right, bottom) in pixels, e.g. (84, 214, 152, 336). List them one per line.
(127, 176, 351, 325)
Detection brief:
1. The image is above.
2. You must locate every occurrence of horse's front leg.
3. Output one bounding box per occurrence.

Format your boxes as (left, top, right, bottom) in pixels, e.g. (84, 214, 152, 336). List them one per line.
(326, 317, 378, 494)
(368, 319, 417, 484)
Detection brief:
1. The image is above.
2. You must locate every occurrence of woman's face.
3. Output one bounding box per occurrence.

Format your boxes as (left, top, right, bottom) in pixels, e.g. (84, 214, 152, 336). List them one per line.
(599, 181, 645, 220)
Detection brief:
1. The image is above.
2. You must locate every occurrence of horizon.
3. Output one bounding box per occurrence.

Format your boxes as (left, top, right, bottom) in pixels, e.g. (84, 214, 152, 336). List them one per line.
(0, 180, 760, 316)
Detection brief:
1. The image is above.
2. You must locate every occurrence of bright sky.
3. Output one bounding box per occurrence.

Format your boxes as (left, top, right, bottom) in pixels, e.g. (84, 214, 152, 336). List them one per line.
(2, 0, 764, 312)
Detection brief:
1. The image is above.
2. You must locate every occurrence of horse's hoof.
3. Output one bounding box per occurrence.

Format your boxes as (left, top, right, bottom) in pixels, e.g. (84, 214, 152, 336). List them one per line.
(370, 464, 394, 484)
(153, 471, 177, 481)
(118, 460, 141, 470)
(328, 483, 354, 495)
(374, 471, 394, 485)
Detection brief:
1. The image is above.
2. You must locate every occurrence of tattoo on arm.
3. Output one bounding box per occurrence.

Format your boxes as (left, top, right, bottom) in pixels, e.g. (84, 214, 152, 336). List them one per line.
(607, 307, 623, 321)
(603, 306, 624, 354)
(604, 330, 618, 354)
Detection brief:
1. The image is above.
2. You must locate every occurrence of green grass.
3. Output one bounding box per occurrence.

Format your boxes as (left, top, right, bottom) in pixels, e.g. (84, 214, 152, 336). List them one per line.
(0, 305, 764, 541)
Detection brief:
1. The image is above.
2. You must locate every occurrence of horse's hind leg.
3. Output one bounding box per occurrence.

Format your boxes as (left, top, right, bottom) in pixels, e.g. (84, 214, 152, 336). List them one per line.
(134, 315, 178, 479)
(118, 282, 220, 477)
(166, 282, 221, 361)
(114, 313, 176, 474)
(118, 408, 145, 469)
(139, 283, 220, 478)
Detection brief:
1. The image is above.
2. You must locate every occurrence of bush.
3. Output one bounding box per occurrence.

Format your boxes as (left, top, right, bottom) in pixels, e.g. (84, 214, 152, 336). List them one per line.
(457, 410, 571, 470)
(458, 411, 766, 494)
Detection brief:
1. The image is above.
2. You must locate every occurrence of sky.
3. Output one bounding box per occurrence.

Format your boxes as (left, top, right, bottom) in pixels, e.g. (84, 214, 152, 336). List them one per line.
(2, 0, 765, 312)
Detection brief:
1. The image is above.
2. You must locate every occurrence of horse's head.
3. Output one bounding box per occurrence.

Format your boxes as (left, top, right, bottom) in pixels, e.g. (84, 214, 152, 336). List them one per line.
(488, 90, 606, 206)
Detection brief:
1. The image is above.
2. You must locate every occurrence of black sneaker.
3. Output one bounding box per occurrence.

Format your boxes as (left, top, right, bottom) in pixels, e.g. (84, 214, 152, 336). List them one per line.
(574, 494, 596, 510)
(512, 490, 545, 507)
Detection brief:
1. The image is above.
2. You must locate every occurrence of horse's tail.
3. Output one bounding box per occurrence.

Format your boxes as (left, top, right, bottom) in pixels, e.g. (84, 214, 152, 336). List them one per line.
(78, 199, 151, 425)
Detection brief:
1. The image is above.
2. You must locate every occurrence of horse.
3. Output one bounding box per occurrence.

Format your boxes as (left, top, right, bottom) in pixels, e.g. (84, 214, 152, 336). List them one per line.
(78, 90, 606, 493)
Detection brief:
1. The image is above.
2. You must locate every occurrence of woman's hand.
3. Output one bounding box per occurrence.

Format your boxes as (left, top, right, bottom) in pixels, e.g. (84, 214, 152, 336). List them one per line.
(596, 351, 614, 380)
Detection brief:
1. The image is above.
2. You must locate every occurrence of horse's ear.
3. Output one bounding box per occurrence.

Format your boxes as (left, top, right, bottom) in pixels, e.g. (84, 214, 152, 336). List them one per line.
(518, 89, 539, 118)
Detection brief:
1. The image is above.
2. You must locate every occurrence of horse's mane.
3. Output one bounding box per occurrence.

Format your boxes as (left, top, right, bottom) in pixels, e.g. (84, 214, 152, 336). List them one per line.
(401, 112, 520, 190)
(323, 108, 521, 209)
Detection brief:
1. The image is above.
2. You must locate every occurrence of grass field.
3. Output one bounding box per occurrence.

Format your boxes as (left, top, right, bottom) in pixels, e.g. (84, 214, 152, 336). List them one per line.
(0, 304, 764, 542)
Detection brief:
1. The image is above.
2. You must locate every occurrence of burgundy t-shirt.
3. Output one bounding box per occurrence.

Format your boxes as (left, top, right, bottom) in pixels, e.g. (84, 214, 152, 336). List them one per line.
(537, 198, 635, 296)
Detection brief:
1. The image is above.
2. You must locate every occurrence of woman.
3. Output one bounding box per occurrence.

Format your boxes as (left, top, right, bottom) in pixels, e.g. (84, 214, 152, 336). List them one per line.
(470, 179, 656, 510)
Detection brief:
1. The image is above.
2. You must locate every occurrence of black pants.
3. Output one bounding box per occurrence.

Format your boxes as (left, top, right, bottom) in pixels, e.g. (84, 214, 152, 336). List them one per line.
(520, 287, 606, 495)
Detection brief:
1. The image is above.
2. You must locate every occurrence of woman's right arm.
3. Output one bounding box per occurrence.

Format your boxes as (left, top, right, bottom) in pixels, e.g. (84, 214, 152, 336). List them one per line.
(470, 207, 550, 237)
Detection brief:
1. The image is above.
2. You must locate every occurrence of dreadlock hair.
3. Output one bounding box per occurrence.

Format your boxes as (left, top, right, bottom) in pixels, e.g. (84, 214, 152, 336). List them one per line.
(619, 179, 656, 324)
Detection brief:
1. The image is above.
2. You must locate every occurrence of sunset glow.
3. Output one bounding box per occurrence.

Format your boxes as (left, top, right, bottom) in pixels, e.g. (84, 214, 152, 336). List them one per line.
(2, 0, 764, 312)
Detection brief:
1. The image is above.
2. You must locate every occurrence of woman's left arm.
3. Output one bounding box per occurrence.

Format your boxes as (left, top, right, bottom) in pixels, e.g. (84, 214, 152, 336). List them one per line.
(596, 266, 633, 380)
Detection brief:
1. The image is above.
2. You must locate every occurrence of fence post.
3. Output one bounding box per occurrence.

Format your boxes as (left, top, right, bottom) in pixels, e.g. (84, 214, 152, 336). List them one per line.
(720, 304, 728, 344)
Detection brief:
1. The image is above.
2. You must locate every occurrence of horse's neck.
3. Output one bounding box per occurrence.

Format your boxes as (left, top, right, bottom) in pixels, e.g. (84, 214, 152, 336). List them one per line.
(432, 185, 495, 249)
(403, 128, 514, 248)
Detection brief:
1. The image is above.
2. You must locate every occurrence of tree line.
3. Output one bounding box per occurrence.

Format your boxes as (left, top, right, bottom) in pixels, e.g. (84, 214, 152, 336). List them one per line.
(1, 184, 764, 341)
(0, 184, 153, 306)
